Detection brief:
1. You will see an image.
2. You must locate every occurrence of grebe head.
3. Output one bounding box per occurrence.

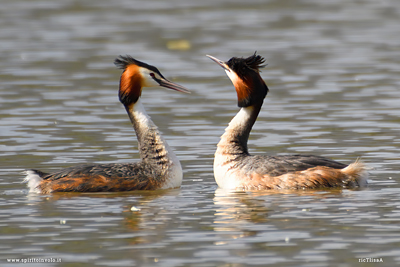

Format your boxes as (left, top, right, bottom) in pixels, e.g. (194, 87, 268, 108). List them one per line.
(207, 53, 269, 107)
(114, 55, 190, 105)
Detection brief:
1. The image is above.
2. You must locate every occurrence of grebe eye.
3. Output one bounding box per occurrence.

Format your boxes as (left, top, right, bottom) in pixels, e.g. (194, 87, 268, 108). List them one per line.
(150, 73, 155, 78)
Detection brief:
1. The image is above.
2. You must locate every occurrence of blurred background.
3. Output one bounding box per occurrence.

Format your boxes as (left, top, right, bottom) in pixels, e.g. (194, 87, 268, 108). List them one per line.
(0, 0, 399, 266)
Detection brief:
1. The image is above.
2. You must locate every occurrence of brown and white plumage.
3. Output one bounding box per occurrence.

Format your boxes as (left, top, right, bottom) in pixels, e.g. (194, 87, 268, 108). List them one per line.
(24, 55, 190, 194)
(207, 53, 368, 190)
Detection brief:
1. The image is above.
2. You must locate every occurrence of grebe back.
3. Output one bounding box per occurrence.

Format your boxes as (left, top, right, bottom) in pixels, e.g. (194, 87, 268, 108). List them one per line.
(24, 55, 190, 194)
(207, 53, 368, 190)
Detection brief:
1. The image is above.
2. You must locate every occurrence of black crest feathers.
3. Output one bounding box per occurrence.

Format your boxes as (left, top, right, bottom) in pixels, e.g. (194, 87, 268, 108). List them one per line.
(226, 52, 267, 79)
(114, 55, 163, 77)
(226, 53, 269, 107)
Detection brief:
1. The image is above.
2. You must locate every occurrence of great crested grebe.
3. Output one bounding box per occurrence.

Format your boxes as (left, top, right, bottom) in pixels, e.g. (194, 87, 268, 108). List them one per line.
(207, 53, 368, 190)
(24, 55, 190, 194)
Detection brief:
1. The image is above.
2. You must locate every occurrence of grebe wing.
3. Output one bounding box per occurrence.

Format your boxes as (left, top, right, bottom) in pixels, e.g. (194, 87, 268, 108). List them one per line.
(38, 163, 147, 181)
(33, 162, 161, 192)
(251, 154, 347, 177)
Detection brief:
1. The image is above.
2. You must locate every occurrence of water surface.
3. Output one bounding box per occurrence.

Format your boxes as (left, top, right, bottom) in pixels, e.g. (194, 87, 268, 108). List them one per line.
(1, 0, 399, 266)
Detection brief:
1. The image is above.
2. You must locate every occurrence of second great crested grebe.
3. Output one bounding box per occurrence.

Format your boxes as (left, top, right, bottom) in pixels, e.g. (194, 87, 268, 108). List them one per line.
(24, 55, 190, 194)
(207, 53, 368, 190)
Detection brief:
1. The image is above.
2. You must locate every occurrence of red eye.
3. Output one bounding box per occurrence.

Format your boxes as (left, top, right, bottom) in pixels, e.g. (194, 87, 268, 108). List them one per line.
(150, 73, 155, 78)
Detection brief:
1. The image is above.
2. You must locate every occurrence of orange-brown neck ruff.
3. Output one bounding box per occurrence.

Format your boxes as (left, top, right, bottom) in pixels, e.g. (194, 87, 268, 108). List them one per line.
(119, 64, 142, 106)
(233, 71, 268, 107)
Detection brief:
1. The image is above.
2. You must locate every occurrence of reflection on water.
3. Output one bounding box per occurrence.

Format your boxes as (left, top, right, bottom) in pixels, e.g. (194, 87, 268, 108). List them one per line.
(1, 0, 400, 266)
(212, 188, 400, 265)
(214, 189, 272, 226)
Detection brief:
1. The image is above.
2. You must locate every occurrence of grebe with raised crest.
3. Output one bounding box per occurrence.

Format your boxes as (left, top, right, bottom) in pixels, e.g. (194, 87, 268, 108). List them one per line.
(24, 55, 190, 193)
(207, 53, 368, 190)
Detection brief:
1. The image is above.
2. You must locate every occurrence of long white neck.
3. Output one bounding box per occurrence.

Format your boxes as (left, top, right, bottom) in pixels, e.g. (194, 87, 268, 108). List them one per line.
(215, 103, 262, 157)
(213, 103, 261, 189)
(126, 99, 182, 188)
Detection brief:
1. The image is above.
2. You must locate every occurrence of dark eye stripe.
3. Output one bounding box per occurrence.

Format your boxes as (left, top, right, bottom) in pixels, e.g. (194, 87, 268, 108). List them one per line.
(150, 72, 162, 84)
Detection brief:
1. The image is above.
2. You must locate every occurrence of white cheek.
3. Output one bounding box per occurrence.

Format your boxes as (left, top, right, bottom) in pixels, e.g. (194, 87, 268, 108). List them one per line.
(145, 77, 159, 87)
(140, 69, 160, 87)
(225, 69, 239, 85)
